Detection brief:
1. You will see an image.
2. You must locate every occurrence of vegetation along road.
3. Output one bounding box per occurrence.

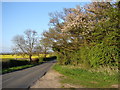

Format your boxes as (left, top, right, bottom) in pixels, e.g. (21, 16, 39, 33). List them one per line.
(2, 60, 56, 88)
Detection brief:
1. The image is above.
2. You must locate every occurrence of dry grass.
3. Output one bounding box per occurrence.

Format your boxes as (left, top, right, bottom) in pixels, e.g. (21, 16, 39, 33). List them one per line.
(88, 65, 118, 75)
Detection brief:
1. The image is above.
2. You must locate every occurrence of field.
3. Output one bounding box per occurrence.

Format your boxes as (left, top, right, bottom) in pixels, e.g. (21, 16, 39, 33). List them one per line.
(0, 54, 50, 61)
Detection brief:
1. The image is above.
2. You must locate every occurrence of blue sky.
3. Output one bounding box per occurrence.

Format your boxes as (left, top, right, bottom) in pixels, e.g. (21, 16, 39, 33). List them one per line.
(2, 2, 89, 53)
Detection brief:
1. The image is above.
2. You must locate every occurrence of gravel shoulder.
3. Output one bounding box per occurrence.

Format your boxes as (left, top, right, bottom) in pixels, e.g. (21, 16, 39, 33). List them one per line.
(30, 69, 62, 88)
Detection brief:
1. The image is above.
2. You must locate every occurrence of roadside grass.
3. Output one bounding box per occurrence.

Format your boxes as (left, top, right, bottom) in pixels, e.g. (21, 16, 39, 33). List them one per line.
(2, 64, 34, 74)
(53, 64, 119, 88)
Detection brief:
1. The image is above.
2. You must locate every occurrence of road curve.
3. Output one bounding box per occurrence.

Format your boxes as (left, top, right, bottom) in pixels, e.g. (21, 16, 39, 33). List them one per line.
(2, 60, 56, 88)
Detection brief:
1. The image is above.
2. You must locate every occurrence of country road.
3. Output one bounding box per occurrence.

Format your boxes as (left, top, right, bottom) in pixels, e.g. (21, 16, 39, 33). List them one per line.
(2, 60, 56, 88)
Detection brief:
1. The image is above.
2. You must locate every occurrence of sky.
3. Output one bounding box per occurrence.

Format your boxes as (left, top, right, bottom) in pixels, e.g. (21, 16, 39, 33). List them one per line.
(1, 2, 90, 53)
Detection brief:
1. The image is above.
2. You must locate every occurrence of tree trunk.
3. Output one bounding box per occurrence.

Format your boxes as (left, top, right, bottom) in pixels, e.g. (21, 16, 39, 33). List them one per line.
(29, 54, 32, 62)
(43, 49, 47, 61)
(44, 52, 46, 58)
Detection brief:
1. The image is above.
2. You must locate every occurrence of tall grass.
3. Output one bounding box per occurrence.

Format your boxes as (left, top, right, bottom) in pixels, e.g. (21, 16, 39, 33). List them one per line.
(88, 65, 118, 75)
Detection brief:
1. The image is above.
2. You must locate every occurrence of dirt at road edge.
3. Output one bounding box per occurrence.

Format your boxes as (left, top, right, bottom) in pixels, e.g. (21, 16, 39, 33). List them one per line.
(30, 69, 63, 88)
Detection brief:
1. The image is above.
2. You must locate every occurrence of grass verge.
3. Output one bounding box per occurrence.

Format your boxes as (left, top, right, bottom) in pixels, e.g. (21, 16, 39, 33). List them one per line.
(53, 64, 119, 88)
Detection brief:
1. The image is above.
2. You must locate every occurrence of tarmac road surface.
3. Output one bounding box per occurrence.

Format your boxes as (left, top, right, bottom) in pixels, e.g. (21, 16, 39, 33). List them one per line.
(2, 60, 56, 88)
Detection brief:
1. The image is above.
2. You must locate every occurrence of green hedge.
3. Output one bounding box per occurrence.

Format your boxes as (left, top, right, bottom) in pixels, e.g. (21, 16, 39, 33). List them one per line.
(56, 43, 119, 67)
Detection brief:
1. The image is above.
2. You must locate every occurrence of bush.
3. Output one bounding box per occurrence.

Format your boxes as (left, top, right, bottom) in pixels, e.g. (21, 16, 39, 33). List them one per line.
(2, 59, 29, 69)
(39, 57, 44, 62)
(88, 43, 119, 67)
(56, 43, 119, 68)
(43, 56, 57, 61)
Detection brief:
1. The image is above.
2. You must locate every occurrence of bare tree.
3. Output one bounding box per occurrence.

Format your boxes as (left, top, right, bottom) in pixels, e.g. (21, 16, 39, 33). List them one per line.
(12, 29, 38, 62)
(33, 44, 42, 58)
(40, 38, 50, 58)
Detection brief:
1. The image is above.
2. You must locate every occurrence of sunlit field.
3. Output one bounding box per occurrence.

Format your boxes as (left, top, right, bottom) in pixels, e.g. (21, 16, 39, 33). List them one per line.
(0, 54, 50, 60)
